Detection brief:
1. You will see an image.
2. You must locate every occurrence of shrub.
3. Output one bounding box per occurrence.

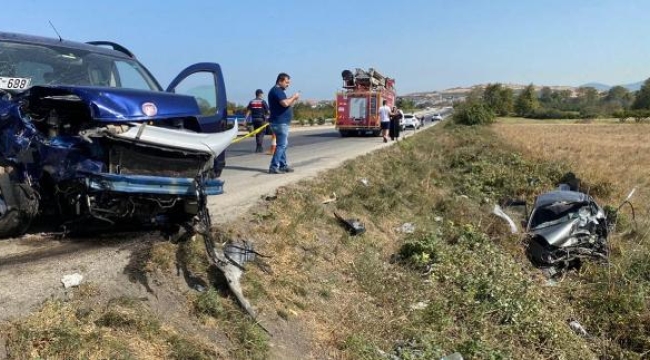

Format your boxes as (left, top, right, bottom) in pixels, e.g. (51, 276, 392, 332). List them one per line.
(612, 110, 650, 123)
(452, 101, 495, 125)
(317, 117, 326, 125)
(526, 108, 581, 119)
(308, 118, 315, 126)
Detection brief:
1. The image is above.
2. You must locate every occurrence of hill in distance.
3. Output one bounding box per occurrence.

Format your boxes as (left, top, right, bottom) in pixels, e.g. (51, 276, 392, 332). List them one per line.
(579, 80, 644, 92)
(406, 79, 647, 98)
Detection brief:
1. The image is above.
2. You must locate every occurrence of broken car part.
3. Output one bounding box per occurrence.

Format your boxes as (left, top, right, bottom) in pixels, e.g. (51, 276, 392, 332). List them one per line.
(334, 211, 366, 235)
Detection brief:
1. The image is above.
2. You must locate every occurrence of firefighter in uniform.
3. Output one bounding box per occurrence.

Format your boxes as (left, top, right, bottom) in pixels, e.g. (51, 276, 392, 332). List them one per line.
(245, 89, 271, 153)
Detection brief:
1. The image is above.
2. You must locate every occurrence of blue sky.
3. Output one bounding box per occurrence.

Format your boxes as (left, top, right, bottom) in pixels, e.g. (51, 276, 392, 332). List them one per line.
(4, 0, 650, 104)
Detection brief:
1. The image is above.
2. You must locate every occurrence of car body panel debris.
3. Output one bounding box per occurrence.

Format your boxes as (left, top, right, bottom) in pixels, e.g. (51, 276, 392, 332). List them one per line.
(492, 205, 518, 234)
(334, 211, 366, 235)
(202, 233, 270, 334)
(568, 320, 589, 337)
(61, 273, 83, 288)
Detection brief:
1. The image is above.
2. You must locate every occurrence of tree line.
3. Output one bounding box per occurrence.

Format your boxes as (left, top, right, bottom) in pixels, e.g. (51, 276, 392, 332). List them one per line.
(453, 78, 650, 125)
(227, 101, 335, 122)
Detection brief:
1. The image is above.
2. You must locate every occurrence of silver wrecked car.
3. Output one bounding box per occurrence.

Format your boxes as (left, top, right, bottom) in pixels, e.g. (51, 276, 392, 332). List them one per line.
(525, 187, 610, 275)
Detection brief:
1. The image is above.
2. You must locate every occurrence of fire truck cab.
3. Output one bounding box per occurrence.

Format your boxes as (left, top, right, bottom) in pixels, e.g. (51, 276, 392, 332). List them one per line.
(335, 68, 395, 137)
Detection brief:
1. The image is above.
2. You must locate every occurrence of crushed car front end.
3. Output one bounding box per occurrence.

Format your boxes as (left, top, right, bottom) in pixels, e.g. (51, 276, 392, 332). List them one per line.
(525, 189, 609, 275)
(0, 33, 235, 237)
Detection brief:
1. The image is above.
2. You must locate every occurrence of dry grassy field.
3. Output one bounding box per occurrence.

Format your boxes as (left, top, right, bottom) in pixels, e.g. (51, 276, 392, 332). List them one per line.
(493, 119, 650, 208)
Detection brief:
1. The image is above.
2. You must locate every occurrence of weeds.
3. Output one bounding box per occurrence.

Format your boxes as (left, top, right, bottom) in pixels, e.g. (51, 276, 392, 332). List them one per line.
(4, 291, 217, 359)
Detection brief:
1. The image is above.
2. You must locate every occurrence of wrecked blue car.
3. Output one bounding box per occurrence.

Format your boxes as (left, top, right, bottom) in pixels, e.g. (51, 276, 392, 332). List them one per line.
(0, 32, 236, 237)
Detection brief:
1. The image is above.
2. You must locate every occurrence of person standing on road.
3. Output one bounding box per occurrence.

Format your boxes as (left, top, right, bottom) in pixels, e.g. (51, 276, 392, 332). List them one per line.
(389, 106, 403, 141)
(246, 89, 270, 153)
(268, 72, 300, 174)
(378, 100, 391, 143)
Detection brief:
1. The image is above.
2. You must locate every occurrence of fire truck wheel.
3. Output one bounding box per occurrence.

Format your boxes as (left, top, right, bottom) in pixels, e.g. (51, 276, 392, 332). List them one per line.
(372, 130, 381, 137)
(339, 130, 349, 137)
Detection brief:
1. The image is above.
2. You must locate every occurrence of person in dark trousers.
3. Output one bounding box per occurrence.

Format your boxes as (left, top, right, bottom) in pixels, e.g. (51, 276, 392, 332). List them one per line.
(268, 73, 300, 174)
(245, 89, 270, 153)
(389, 106, 403, 141)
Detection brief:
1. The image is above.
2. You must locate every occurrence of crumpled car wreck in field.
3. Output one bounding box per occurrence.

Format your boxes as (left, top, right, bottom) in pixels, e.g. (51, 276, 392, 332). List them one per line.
(524, 187, 610, 276)
(496, 184, 635, 277)
(0, 32, 236, 237)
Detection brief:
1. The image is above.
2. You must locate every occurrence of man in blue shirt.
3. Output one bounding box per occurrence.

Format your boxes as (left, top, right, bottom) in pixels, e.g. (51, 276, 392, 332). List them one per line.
(268, 72, 300, 174)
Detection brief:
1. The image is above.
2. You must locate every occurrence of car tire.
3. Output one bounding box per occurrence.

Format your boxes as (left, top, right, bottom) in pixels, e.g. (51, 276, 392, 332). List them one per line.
(0, 170, 39, 238)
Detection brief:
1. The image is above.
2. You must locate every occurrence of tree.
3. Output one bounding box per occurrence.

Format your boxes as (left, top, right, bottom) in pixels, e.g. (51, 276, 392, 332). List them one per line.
(603, 86, 633, 112)
(396, 97, 416, 111)
(483, 83, 513, 116)
(632, 78, 650, 110)
(227, 101, 246, 115)
(465, 87, 484, 103)
(576, 86, 599, 107)
(539, 86, 553, 104)
(514, 84, 539, 116)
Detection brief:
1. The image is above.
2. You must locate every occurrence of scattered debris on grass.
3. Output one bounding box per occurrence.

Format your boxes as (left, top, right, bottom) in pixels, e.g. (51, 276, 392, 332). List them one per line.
(334, 211, 366, 235)
(397, 222, 416, 234)
(322, 192, 337, 204)
(61, 273, 83, 288)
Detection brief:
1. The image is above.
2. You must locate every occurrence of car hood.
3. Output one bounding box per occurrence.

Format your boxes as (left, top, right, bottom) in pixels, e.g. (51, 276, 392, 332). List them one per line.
(27, 85, 201, 122)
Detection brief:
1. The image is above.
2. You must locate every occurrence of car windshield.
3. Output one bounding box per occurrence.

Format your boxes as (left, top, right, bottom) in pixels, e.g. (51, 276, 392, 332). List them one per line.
(0, 40, 161, 92)
(529, 201, 590, 229)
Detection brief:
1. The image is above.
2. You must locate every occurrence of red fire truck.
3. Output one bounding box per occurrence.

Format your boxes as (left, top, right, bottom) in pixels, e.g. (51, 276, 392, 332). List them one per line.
(335, 68, 396, 137)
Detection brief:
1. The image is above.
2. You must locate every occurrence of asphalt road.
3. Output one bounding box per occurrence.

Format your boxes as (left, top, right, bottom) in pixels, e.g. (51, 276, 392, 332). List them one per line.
(227, 125, 342, 157)
(207, 118, 441, 224)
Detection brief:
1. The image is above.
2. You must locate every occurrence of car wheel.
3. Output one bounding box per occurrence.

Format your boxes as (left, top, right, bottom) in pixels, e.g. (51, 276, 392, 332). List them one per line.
(0, 170, 39, 238)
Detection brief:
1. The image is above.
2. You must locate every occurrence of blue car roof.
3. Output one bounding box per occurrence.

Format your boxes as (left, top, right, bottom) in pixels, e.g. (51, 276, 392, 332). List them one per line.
(0, 32, 133, 59)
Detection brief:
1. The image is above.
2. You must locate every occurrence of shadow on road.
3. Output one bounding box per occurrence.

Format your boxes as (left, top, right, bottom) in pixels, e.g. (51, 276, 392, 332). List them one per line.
(303, 132, 342, 138)
(224, 165, 269, 174)
(0, 232, 149, 269)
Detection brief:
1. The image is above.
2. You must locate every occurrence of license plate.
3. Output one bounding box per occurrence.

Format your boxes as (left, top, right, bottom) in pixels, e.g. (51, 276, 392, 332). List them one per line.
(0, 77, 31, 90)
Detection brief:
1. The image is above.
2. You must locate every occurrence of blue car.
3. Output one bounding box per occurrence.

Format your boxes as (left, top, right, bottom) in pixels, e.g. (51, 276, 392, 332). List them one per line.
(0, 32, 237, 237)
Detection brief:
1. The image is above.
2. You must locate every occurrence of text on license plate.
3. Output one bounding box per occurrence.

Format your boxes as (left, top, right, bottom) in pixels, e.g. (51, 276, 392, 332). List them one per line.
(0, 77, 31, 90)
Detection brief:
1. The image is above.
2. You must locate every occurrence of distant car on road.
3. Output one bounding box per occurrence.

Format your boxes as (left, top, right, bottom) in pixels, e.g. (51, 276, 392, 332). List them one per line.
(402, 113, 421, 129)
(431, 113, 443, 122)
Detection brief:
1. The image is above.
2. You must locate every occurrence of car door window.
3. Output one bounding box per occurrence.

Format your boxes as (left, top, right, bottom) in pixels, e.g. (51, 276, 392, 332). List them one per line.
(114, 60, 153, 90)
(171, 72, 217, 116)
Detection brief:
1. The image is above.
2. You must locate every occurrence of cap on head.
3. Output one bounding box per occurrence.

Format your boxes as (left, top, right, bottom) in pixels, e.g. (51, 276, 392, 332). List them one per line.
(255, 89, 264, 96)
